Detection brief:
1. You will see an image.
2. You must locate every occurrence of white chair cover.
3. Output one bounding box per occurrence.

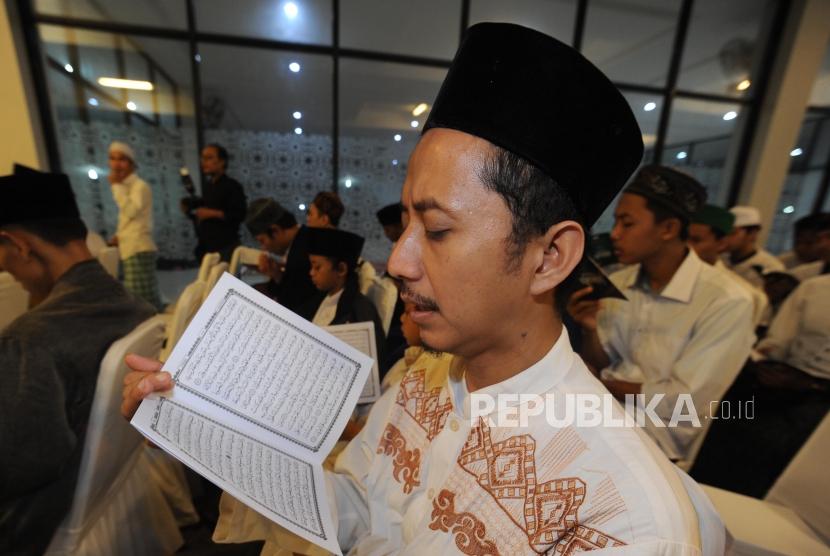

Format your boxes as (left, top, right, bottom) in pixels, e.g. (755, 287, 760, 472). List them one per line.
(766, 412, 830, 543)
(366, 275, 399, 335)
(46, 315, 182, 555)
(203, 263, 229, 304)
(702, 485, 830, 555)
(0, 275, 28, 330)
(96, 246, 120, 279)
(198, 252, 221, 282)
(161, 280, 205, 361)
(229, 246, 264, 276)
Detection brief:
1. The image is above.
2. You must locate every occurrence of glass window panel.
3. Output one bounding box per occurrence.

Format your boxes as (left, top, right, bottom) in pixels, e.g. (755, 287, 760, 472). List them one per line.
(766, 171, 823, 254)
(38, 25, 200, 263)
(340, 0, 460, 60)
(589, 91, 658, 234)
(34, 0, 187, 29)
(809, 46, 830, 106)
(664, 97, 743, 206)
(468, 0, 576, 46)
(338, 58, 446, 264)
(677, 0, 777, 98)
(200, 43, 333, 245)
(196, 0, 332, 45)
(582, 0, 681, 87)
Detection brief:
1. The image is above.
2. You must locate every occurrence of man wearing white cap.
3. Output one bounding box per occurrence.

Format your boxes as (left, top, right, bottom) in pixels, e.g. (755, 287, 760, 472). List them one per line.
(108, 141, 161, 308)
(723, 205, 784, 289)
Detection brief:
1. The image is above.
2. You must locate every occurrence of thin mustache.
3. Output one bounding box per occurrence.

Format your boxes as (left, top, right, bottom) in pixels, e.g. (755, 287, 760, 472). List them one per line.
(400, 285, 440, 312)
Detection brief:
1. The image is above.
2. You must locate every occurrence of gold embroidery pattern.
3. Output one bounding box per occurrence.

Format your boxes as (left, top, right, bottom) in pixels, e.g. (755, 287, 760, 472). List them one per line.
(396, 368, 453, 441)
(429, 489, 501, 556)
(457, 419, 625, 554)
(377, 423, 421, 494)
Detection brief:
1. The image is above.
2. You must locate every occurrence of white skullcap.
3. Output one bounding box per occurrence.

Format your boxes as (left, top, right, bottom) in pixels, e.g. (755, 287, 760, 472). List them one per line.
(109, 141, 136, 163)
(730, 206, 762, 228)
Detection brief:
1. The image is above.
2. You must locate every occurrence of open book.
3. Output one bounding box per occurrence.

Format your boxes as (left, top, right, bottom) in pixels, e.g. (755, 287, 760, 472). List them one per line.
(131, 273, 375, 555)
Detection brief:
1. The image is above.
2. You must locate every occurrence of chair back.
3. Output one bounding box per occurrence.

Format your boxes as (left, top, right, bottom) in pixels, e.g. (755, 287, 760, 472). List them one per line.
(229, 246, 264, 276)
(197, 252, 220, 282)
(51, 315, 166, 550)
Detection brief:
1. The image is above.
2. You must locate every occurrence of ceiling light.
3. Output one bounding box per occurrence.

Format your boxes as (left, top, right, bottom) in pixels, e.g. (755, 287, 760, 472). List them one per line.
(412, 103, 428, 116)
(736, 79, 751, 91)
(643, 102, 656, 112)
(294, 127, 303, 135)
(344, 178, 353, 188)
(88, 97, 99, 107)
(289, 62, 301, 73)
(64, 63, 74, 73)
(783, 205, 795, 214)
(790, 147, 803, 157)
(676, 151, 687, 160)
(98, 77, 154, 91)
(88, 169, 98, 180)
(283, 2, 298, 18)
(393, 134, 402, 142)
(293, 111, 302, 120)
(126, 101, 137, 111)
(299, 203, 306, 211)
(723, 111, 738, 121)
(410, 120, 419, 128)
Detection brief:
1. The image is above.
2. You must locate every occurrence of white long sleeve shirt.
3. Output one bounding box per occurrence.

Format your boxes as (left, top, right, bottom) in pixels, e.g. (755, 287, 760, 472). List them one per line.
(214, 329, 728, 555)
(756, 274, 830, 380)
(598, 250, 755, 463)
(110, 172, 156, 260)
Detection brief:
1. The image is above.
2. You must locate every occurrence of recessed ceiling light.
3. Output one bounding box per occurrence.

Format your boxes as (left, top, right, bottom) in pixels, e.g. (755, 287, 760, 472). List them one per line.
(345, 178, 353, 188)
(676, 151, 687, 160)
(88, 97, 99, 107)
(410, 120, 419, 128)
(64, 63, 74, 73)
(783, 205, 795, 214)
(790, 147, 803, 157)
(88, 169, 98, 180)
(412, 103, 428, 116)
(284, 2, 298, 18)
(293, 111, 302, 120)
(723, 111, 738, 121)
(393, 134, 402, 142)
(299, 203, 306, 211)
(289, 62, 301, 73)
(643, 102, 656, 112)
(98, 77, 154, 91)
(126, 101, 137, 111)
(737, 79, 751, 91)
(294, 127, 303, 135)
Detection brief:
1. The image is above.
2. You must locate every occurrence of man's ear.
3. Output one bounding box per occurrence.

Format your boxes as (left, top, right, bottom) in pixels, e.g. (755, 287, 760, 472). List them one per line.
(0, 229, 33, 260)
(529, 220, 584, 297)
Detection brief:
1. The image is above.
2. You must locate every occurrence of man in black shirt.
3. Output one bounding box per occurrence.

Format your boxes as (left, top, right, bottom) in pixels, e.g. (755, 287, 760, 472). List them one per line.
(184, 144, 247, 261)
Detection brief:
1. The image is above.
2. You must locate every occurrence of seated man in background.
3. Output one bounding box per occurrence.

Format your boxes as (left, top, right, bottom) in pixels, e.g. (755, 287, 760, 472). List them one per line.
(723, 205, 785, 288)
(244, 198, 317, 318)
(778, 212, 824, 269)
(788, 212, 830, 281)
(569, 166, 755, 466)
(0, 165, 155, 554)
(688, 204, 768, 327)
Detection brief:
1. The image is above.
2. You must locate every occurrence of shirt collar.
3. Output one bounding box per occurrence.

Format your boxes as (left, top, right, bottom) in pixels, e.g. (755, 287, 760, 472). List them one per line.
(622, 249, 702, 303)
(449, 326, 576, 418)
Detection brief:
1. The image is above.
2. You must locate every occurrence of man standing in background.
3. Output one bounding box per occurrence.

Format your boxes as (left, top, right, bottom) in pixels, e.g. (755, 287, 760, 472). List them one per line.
(108, 141, 161, 309)
(183, 144, 247, 262)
